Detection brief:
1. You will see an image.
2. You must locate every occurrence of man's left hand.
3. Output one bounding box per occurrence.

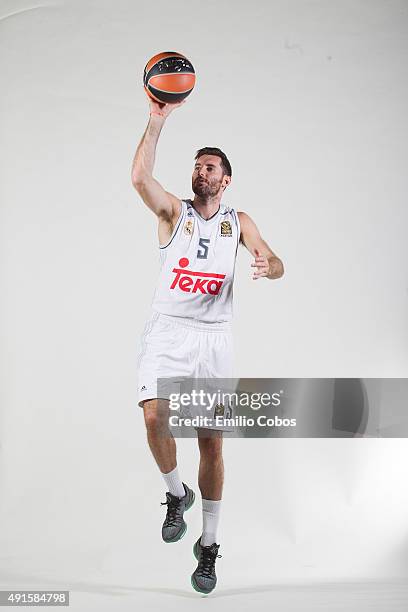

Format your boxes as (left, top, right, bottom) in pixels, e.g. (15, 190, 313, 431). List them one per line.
(251, 249, 270, 280)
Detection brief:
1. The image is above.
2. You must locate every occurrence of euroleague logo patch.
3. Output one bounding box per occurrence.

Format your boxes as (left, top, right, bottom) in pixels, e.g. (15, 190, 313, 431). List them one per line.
(220, 220, 232, 236)
(170, 258, 225, 295)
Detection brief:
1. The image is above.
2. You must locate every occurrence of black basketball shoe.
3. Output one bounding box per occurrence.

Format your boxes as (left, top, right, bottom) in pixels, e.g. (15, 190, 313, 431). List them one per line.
(160, 483, 195, 543)
(191, 536, 222, 594)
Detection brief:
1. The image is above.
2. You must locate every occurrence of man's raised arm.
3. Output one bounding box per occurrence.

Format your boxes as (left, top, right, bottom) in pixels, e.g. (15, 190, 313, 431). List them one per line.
(131, 99, 183, 220)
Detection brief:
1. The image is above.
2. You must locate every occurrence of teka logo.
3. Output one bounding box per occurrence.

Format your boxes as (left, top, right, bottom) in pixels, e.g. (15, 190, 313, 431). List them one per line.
(170, 258, 225, 295)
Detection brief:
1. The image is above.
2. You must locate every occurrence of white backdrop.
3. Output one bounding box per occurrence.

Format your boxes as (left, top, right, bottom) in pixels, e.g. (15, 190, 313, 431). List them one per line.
(1, 0, 408, 610)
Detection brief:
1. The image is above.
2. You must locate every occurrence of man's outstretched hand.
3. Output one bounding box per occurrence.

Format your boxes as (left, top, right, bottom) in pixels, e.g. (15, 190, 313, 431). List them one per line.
(251, 249, 270, 280)
(148, 96, 186, 119)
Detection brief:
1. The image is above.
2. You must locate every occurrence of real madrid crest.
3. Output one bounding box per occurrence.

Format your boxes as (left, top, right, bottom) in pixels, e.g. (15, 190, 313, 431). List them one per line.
(220, 220, 232, 237)
(184, 219, 194, 236)
(214, 403, 225, 418)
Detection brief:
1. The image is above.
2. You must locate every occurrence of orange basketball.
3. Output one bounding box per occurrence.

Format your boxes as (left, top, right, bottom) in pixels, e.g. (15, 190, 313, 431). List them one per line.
(143, 51, 196, 104)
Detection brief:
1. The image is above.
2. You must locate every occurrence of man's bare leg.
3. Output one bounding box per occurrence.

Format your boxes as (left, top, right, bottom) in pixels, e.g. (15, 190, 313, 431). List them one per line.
(142, 398, 176, 473)
(143, 398, 195, 543)
(197, 429, 224, 500)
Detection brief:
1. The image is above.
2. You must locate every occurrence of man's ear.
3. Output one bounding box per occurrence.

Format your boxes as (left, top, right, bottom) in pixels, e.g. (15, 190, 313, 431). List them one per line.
(223, 176, 232, 190)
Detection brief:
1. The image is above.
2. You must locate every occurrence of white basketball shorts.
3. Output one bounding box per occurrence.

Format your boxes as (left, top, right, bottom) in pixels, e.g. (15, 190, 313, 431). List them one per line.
(137, 311, 234, 430)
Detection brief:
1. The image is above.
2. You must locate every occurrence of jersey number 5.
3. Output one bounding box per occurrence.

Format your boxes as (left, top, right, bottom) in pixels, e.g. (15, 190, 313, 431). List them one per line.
(197, 238, 210, 259)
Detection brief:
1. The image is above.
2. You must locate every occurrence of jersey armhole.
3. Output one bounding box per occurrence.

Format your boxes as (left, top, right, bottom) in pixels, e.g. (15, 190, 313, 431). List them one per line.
(159, 200, 186, 250)
(234, 209, 241, 252)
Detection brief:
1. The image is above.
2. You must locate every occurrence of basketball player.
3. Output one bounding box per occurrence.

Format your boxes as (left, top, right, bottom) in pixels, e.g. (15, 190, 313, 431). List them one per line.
(131, 97, 284, 594)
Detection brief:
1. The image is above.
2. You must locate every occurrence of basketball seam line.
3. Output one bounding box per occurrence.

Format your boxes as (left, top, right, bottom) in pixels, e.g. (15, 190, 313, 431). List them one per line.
(147, 86, 194, 94)
(148, 72, 195, 78)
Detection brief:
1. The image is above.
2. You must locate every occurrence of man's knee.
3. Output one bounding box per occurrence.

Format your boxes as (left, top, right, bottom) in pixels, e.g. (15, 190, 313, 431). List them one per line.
(143, 399, 169, 433)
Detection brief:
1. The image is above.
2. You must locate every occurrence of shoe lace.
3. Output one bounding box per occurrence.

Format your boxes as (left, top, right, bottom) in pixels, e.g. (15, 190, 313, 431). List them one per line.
(199, 547, 222, 577)
(160, 496, 181, 527)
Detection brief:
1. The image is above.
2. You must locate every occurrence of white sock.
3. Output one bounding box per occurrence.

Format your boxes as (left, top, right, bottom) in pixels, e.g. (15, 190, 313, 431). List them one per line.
(161, 466, 185, 498)
(201, 498, 221, 546)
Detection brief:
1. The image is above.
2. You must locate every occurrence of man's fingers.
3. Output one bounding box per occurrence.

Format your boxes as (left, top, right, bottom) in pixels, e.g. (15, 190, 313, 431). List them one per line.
(253, 272, 268, 279)
(252, 250, 268, 278)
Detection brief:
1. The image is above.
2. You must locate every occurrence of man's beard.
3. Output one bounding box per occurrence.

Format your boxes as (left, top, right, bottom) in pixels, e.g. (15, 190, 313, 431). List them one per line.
(192, 178, 223, 198)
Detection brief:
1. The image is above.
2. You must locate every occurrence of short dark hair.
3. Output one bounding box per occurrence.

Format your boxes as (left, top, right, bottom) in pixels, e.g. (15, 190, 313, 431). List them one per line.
(194, 147, 232, 177)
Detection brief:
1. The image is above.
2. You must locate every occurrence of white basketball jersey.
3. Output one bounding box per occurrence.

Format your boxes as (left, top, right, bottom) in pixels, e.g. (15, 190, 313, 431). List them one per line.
(151, 199, 240, 323)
